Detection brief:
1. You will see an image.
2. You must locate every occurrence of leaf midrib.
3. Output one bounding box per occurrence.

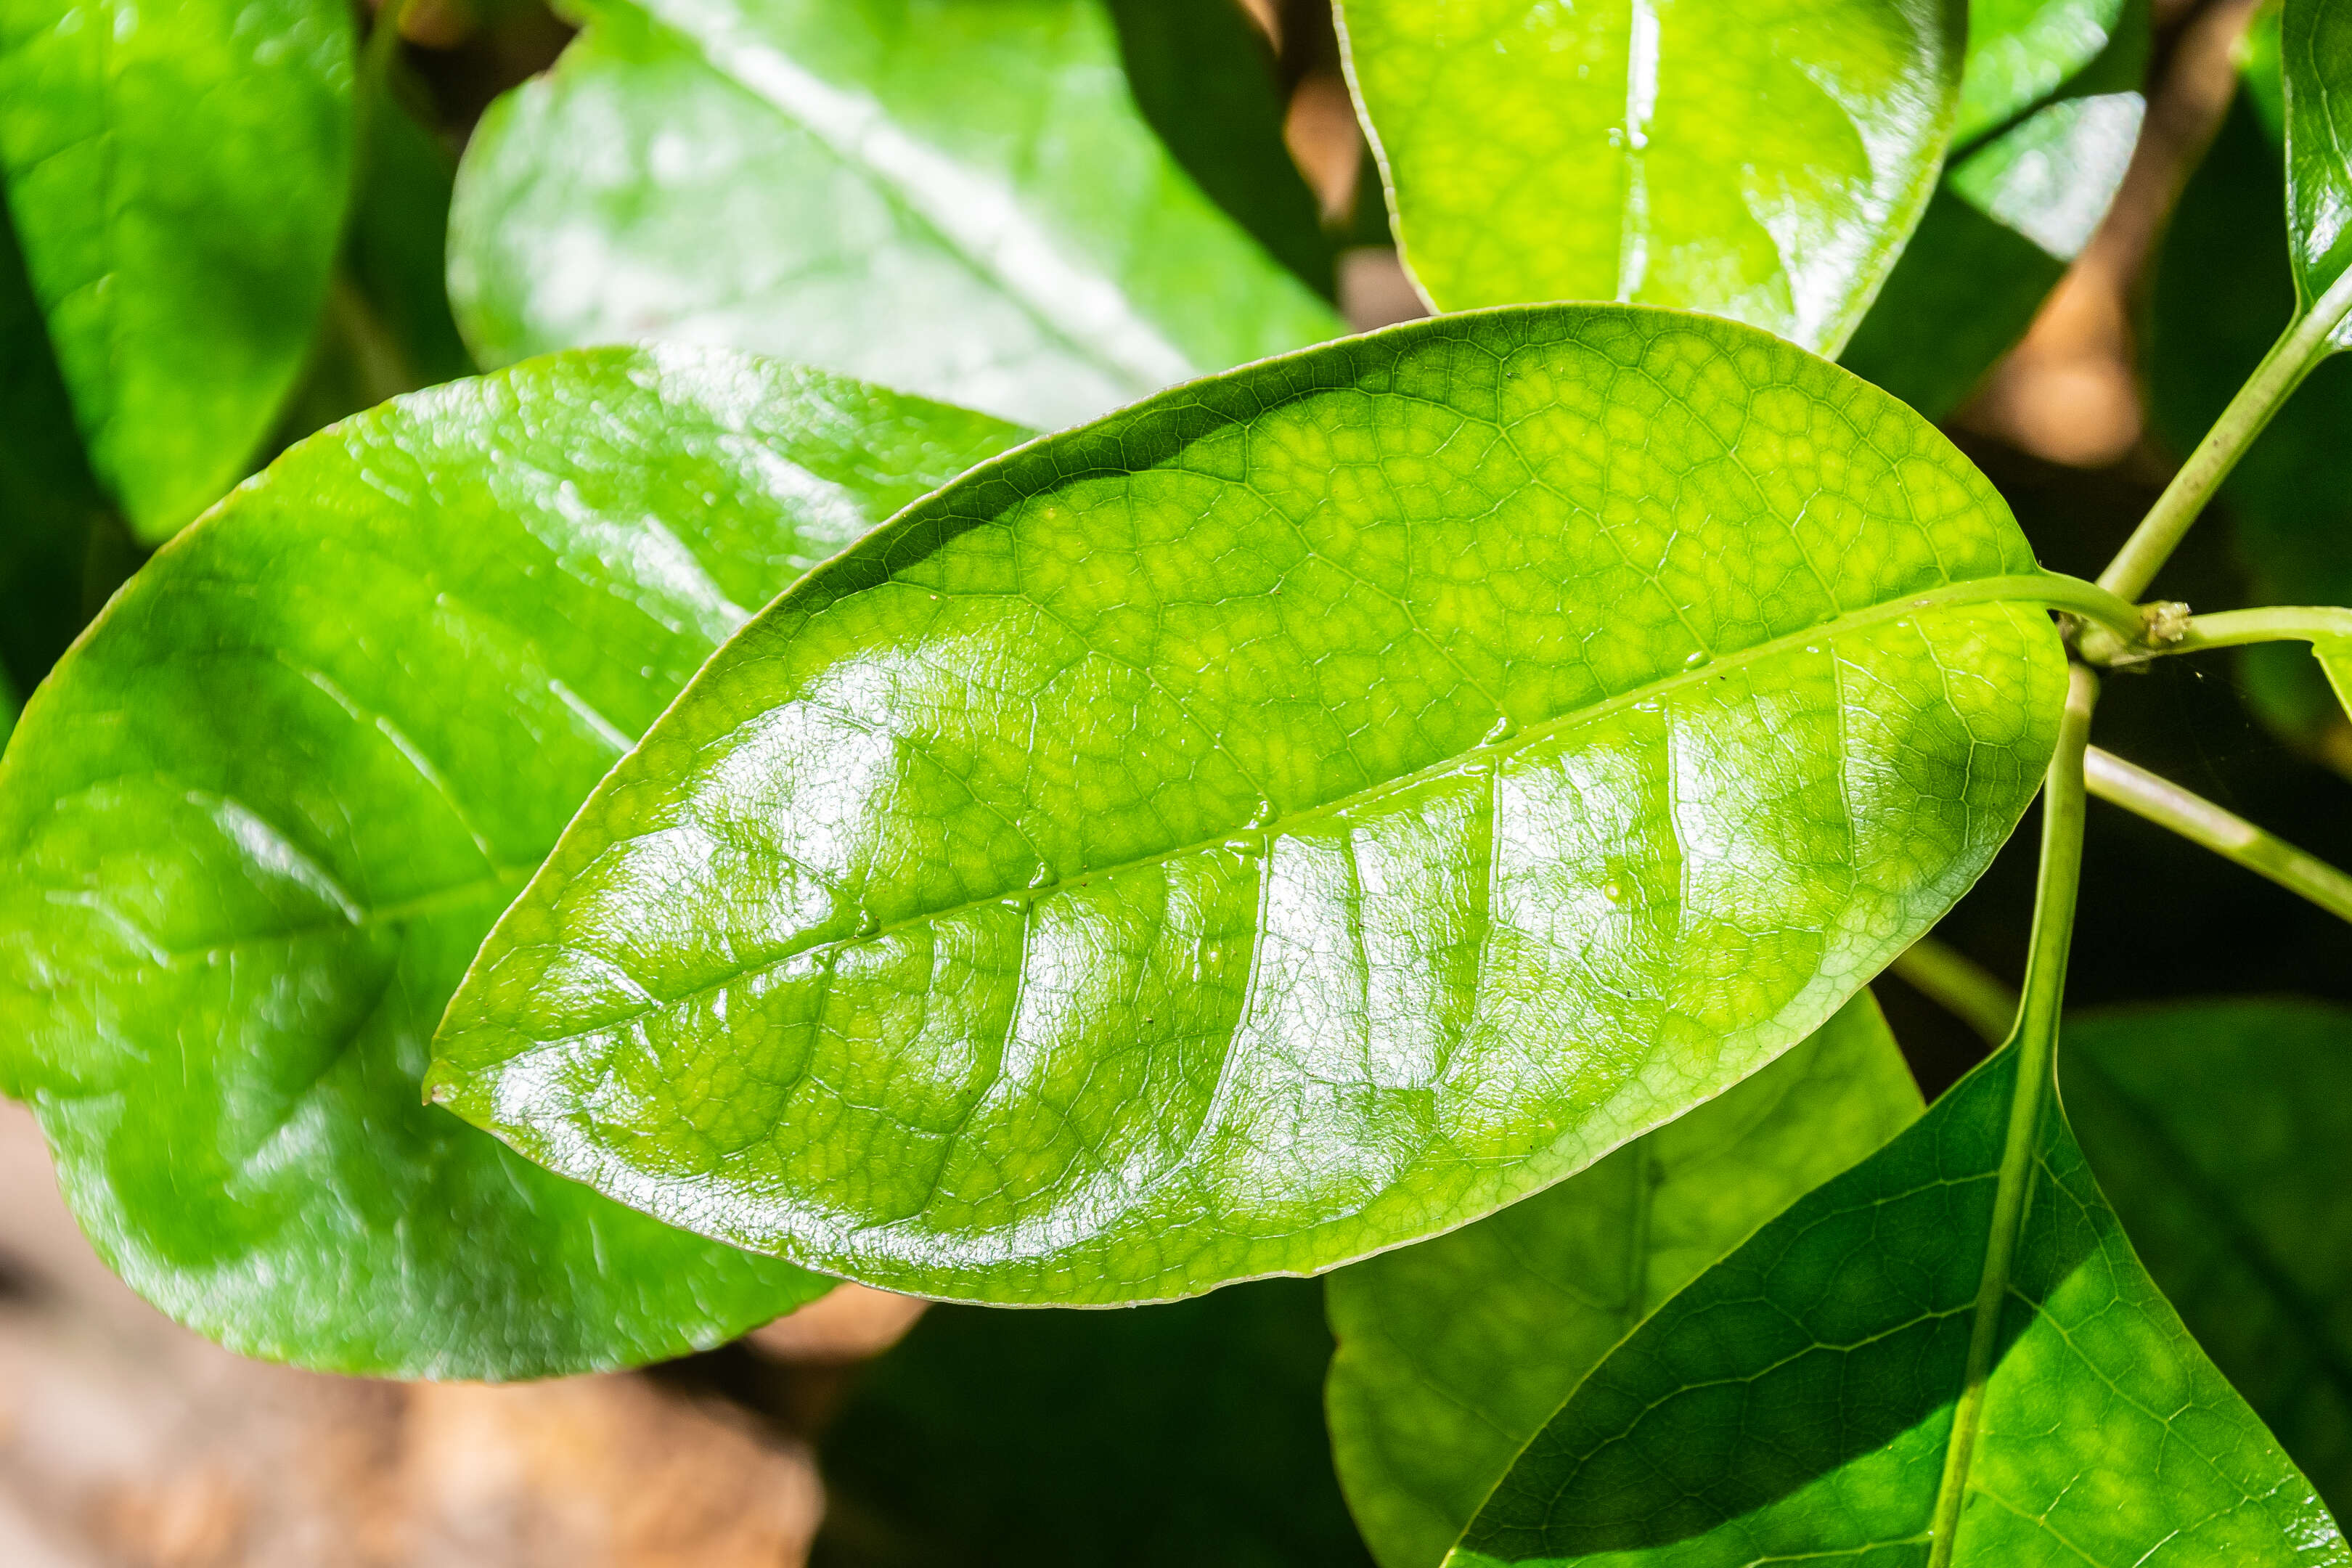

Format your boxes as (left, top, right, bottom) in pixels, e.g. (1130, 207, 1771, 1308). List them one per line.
(494, 571, 2070, 1045)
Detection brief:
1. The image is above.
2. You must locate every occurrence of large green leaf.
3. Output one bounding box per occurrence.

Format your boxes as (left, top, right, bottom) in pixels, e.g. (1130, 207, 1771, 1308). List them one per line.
(2064, 998, 2352, 1518)
(1843, 0, 2144, 417)
(0, 0, 355, 542)
(446, 0, 1342, 433)
(2284, 0, 2352, 343)
(430, 303, 2076, 1305)
(1103, 0, 1334, 303)
(820, 1278, 1373, 1565)
(0, 347, 1028, 1378)
(1326, 992, 1923, 1568)
(1334, 0, 1962, 354)
(1454, 1042, 2349, 1566)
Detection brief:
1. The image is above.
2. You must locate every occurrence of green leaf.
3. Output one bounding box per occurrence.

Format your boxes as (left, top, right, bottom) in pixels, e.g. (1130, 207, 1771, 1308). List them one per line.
(1453, 1042, 2350, 1567)
(0, 346, 1029, 1378)
(446, 0, 1343, 433)
(1334, 0, 1962, 354)
(1326, 991, 1923, 1568)
(2064, 997, 2352, 1516)
(0, 0, 355, 542)
(430, 303, 2073, 1306)
(1103, 0, 1335, 303)
(1842, 0, 2144, 417)
(820, 1278, 1373, 1565)
(2284, 0, 2352, 342)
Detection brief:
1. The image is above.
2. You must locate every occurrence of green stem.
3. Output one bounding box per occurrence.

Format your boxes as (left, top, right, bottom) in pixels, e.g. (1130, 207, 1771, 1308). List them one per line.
(1924, 661, 2096, 1567)
(1886, 937, 2017, 1048)
(2147, 605, 2352, 656)
(2085, 746, 2352, 926)
(2097, 266, 2352, 603)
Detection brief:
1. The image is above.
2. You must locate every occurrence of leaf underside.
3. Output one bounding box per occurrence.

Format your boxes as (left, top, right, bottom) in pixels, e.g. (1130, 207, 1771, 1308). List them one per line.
(432, 303, 2070, 1307)
(1326, 991, 1924, 1568)
(1453, 1044, 2349, 1567)
(0, 346, 1027, 1377)
(447, 0, 1342, 432)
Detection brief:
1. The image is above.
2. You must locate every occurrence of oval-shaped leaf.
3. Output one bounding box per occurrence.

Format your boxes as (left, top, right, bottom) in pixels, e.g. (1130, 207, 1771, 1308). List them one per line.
(0, 0, 354, 541)
(447, 0, 1342, 433)
(822, 1279, 1373, 1565)
(0, 347, 1029, 1377)
(1334, 0, 1962, 353)
(1453, 1043, 2348, 1567)
(1845, 0, 2146, 417)
(2284, 0, 2352, 340)
(2064, 997, 2352, 1516)
(430, 304, 2072, 1305)
(1326, 992, 1922, 1568)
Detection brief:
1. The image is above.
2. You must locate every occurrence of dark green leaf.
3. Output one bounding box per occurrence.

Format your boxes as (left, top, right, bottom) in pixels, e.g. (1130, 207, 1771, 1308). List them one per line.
(430, 303, 2073, 1305)
(275, 46, 480, 444)
(1104, 0, 1334, 302)
(0, 347, 1029, 1377)
(0, 171, 113, 701)
(2284, 0, 2352, 338)
(1953, 0, 2128, 146)
(821, 1278, 1373, 1566)
(1334, 0, 1962, 353)
(1454, 1043, 2348, 1566)
(1326, 992, 1922, 1568)
(2064, 997, 2352, 1517)
(2145, 86, 2352, 739)
(1842, 0, 2145, 418)
(0, 0, 355, 541)
(446, 0, 1342, 432)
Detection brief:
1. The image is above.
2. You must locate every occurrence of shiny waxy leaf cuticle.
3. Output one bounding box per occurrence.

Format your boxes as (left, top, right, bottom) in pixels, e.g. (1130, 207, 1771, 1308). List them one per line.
(0, 346, 1031, 1377)
(448, 0, 1343, 432)
(0, 0, 356, 539)
(1326, 992, 1924, 1568)
(432, 303, 2071, 1307)
(1450, 1042, 2352, 1567)
(1336, 0, 1963, 354)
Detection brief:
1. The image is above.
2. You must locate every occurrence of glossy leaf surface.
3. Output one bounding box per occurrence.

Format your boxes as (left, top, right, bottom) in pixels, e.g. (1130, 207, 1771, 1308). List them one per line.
(0, 348, 1028, 1376)
(1455, 1044, 2350, 1567)
(433, 304, 2071, 1305)
(0, 0, 354, 540)
(1335, 0, 1961, 354)
(2284, 0, 2352, 342)
(1326, 993, 1922, 1568)
(1843, 0, 2144, 417)
(448, 0, 1342, 433)
(2065, 998, 2352, 1516)
(822, 1278, 1373, 1565)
